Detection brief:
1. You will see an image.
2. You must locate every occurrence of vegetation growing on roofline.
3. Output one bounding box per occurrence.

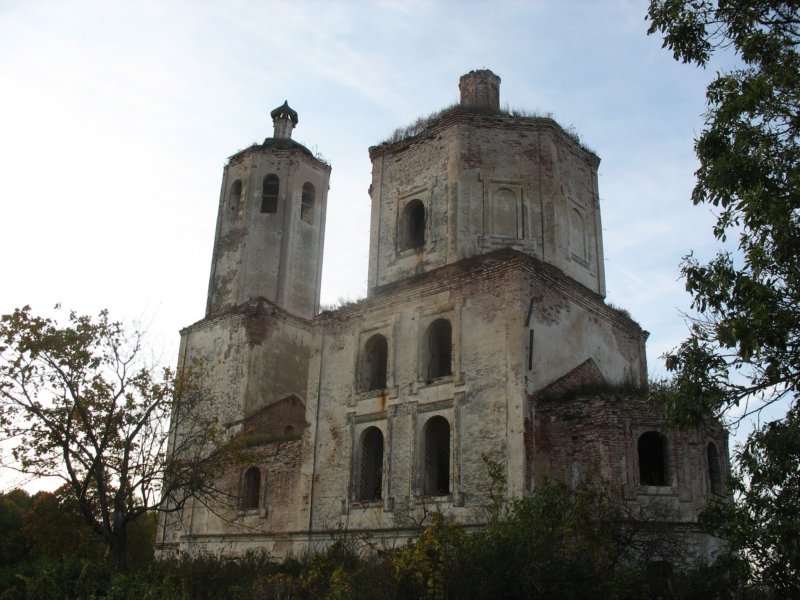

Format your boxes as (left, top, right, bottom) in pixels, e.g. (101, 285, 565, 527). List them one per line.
(377, 102, 593, 153)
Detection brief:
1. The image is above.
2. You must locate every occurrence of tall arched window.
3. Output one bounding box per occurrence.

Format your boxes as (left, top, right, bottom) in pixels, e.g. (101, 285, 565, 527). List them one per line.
(401, 199, 425, 250)
(358, 427, 384, 502)
(361, 334, 388, 391)
(261, 174, 279, 213)
(229, 179, 242, 216)
(423, 416, 450, 496)
(301, 182, 315, 224)
(424, 319, 452, 381)
(638, 431, 667, 486)
(243, 467, 261, 510)
(707, 442, 723, 495)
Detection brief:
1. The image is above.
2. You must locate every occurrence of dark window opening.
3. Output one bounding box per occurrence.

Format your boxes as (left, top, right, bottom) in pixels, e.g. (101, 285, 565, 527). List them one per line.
(425, 319, 452, 381)
(301, 182, 315, 224)
(229, 180, 242, 215)
(362, 334, 388, 391)
(423, 416, 450, 496)
(638, 431, 667, 486)
(243, 467, 261, 510)
(261, 174, 279, 213)
(401, 199, 425, 250)
(358, 427, 384, 502)
(707, 442, 723, 495)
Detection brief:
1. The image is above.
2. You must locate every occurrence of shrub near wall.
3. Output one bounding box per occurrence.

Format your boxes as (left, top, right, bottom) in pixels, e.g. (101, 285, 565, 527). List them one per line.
(0, 479, 752, 599)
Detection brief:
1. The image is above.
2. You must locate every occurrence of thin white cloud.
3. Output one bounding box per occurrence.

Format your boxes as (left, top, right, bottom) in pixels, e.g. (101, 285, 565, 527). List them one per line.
(0, 1, 742, 472)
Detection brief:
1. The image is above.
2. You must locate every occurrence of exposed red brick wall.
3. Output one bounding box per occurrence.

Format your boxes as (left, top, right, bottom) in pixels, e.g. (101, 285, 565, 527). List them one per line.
(244, 395, 306, 436)
(536, 358, 606, 399)
(532, 390, 728, 508)
(221, 439, 306, 528)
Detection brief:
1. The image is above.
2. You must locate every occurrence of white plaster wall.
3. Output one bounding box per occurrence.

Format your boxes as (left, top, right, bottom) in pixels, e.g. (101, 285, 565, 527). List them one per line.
(207, 147, 329, 319)
(368, 112, 605, 299)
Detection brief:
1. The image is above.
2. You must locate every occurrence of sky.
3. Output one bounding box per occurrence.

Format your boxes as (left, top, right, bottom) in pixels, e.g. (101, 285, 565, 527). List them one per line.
(0, 1, 743, 488)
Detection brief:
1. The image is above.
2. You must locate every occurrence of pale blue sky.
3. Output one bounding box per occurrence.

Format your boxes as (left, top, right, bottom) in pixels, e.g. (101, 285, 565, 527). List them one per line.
(0, 1, 742, 489)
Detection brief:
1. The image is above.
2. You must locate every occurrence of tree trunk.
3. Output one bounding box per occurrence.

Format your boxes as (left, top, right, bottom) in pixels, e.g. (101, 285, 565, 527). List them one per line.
(109, 531, 128, 571)
(109, 510, 128, 571)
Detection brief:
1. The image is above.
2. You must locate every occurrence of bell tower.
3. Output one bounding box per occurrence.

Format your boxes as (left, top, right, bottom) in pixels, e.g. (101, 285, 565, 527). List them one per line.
(206, 101, 331, 319)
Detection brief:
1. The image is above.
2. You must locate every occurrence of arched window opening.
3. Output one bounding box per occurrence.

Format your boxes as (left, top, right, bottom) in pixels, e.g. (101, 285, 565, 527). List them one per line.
(229, 180, 242, 215)
(424, 319, 452, 381)
(401, 199, 425, 250)
(423, 416, 450, 496)
(243, 467, 261, 510)
(301, 182, 315, 224)
(362, 334, 388, 391)
(261, 174, 279, 214)
(707, 442, 723, 495)
(638, 431, 667, 486)
(358, 427, 384, 502)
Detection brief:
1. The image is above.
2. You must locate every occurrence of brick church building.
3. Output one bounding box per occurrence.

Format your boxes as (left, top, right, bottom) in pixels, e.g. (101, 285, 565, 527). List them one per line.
(157, 70, 728, 559)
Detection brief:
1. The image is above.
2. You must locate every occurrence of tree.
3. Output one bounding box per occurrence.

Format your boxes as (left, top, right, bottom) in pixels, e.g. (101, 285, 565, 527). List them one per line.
(21, 486, 105, 562)
(647, 0, 799, 423)
(391, 476, 705, 599)
(701, 405, 800, 595)
(0, 489, 31, 566)
(0, 307, 229, 570)
(647, 0, 799, 593)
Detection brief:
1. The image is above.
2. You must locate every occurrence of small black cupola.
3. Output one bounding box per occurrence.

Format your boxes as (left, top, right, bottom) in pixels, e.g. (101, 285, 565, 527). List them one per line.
(271, 100, 298, 139)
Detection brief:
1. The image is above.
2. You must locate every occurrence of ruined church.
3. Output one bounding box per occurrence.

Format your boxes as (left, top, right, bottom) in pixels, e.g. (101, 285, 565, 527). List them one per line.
(157, 70, 728, 558)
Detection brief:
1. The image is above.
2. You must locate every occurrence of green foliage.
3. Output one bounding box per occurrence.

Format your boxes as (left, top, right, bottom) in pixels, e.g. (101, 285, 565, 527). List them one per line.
(701, 405, 800, 596)
(253, 540, 395, 600)
(0, 307, 229, 571)
(22, 487, 105, 563)
(647, 1, 799, 593)
(468, 478, 663, 599)
(124, 512, 157, 571)
(646, 0, 799, 422)
(0, 476, 751, 599)
(0, 490, 31, 567)
(393, 512, 471, 599)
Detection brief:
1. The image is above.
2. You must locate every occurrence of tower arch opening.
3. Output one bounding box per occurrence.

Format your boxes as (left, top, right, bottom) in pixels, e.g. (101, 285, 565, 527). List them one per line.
(229, 179, 242, 217)
(400, 199, 425, 251)
(301, 182, 315, 224)
(261, 174, 279, 214)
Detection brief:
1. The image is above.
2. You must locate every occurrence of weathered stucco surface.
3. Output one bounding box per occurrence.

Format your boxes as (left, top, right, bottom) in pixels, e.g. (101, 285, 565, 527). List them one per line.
(158, 71, 728, 560)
